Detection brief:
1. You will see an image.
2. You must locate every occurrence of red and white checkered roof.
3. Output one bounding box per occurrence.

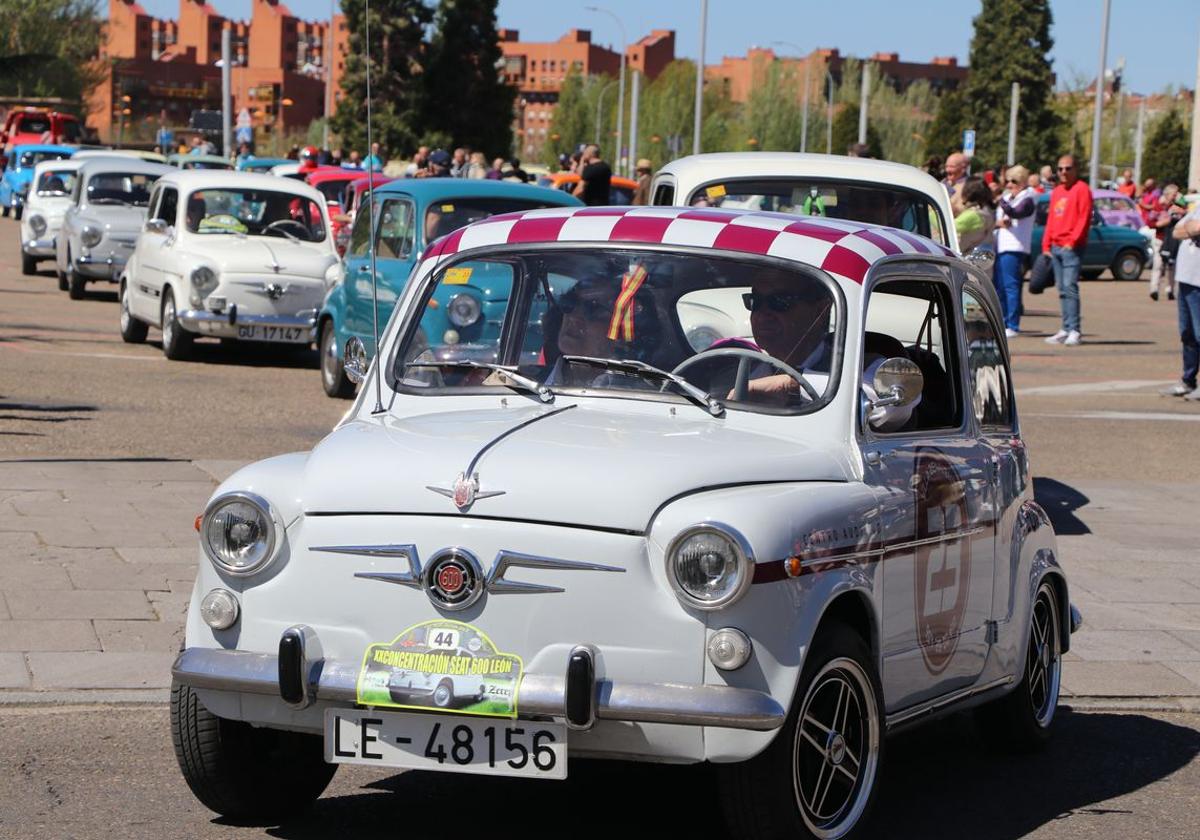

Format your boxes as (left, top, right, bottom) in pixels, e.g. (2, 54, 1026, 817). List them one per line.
(420, 206, 954, 285)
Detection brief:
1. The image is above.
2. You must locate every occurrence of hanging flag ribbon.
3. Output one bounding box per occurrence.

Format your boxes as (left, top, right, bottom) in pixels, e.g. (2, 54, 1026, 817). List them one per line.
(607, 264, 648, 342)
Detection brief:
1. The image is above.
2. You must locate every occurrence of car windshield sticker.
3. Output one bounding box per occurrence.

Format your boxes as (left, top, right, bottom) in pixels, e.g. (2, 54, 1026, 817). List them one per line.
(443, 266, 473, 285)
(440, 204, 455, 212)
(198, 213, 248, 234)
(705, 183, 726, 199)
(356, 620, 524, 718)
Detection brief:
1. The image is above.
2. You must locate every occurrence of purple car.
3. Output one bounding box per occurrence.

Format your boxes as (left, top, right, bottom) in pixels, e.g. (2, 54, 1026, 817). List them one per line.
(1093, 189, 1143, 230)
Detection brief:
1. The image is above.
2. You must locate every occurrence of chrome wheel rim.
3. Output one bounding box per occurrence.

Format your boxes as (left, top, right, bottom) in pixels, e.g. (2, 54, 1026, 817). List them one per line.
(163, 297, 175, 346)
(1119, 255, 1139, 277)
(1027, 587, 1061, 727)
(433, 683, 452, 707)
(321, 325, 337, 387)
(793, 657, 880, 839)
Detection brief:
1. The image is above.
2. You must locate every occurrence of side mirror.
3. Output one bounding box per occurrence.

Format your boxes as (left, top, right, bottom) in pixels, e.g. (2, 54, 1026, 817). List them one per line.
(144, 218, 169, 235)
(871, 357, 923, 410)
(964, 247, 995, 267)
(344, 336, 368, 384)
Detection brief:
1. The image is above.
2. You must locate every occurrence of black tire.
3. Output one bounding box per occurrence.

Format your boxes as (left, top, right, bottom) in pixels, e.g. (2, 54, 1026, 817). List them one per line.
(1110, 249, 1145, 282)
(1080, 270, 1103, 281)
(22, 252, 37, 276)
(721, 625, 884, 840)
(170, 681, 337, 821)
(119, 280, 148, 344)
(1, 204, 9, 218)
(67, 265, 87, 300)
(57, 267, 68, 291)
(320, 319, 355, 399)
(975, 580, 1062, 753)
(161, 289, 194, 360)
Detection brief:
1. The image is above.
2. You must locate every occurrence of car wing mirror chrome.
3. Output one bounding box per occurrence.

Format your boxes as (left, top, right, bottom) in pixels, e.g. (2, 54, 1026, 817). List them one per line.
(144, 218, 169, 235)
(870, 357, 923, 410)
(344, 336, 369, 384)
(964, 247, 995, 267)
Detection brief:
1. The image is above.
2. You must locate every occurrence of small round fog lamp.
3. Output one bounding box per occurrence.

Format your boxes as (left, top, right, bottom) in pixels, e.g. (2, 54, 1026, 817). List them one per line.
(707, 627, 752, 671)
(200, 588, 240, 630)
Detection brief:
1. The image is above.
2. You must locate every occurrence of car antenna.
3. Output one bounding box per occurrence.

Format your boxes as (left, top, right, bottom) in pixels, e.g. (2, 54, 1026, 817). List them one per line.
(365, 0, 384, 415)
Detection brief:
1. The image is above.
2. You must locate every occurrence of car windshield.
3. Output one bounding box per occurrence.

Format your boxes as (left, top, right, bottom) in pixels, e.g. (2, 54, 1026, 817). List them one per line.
(314, 179, 351, 204)
(184, 188, 327, 241)
(423, 197, 567, 243)
(16, 115, 51, 134)
(19, 151, 70, 169)
(391, 247, 842, 415)
(86, 172, 156, 206)
(689, 178, 948, 246)
(36, 169, 77, 195)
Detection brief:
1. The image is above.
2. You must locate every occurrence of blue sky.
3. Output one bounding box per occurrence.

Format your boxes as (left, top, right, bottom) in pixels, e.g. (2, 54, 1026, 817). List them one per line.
(123, 0, 1198, 95)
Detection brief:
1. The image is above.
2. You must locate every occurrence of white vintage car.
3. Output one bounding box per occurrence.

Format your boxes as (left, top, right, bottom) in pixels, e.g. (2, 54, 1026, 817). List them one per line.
(651, 152, 960, 253)
(171, 205, 1077, 838)
(56, 157, 175, 299)
(119, 170, 339, 359)
(20, 158, 83, 278)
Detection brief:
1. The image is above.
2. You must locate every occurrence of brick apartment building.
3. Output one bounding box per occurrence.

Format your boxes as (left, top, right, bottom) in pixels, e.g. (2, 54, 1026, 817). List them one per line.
(706, 46, 967, 105)
(499, 28, 676, 159)
(91, 0, 330, 146)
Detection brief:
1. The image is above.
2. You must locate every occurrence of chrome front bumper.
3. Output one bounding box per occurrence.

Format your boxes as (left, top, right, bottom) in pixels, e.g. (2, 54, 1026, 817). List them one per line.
(177, 308, 317, 340)
(22, 238, 55, 256)
(172, 644, 785, 732)
(75, 250, 130, 280)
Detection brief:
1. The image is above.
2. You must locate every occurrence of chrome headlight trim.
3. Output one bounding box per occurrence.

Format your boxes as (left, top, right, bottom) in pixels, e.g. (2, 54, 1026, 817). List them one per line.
(665, 521, 755, 611)
(80, 225, 103, 247)
(200, 490, 283, 577)
(446, 292, 482, 327)
(28, 213, 47, 236)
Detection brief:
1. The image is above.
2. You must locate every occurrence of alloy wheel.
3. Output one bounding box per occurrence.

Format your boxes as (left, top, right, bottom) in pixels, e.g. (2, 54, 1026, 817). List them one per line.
(1027, 587, 1061, 728)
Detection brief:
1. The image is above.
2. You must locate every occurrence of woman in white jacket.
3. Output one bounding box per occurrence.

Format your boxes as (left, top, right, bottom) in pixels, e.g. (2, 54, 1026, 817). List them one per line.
(993, 165, 1037, 338)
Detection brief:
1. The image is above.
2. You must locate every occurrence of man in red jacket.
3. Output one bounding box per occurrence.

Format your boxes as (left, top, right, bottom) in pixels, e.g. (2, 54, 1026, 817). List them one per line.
(1042, 155, 1093, 345)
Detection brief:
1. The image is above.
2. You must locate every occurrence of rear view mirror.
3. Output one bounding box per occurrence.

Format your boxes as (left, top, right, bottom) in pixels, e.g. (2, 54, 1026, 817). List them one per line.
(344, 336, 368, 384)
(144, 218, 169, 235)
(871, 357, 923, 410)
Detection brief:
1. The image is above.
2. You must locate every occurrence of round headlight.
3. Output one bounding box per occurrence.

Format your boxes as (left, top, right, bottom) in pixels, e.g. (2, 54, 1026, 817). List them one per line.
(666, 524, 753, 610)
(29, 214, 47, 236)
(447, 293, 482, 327)
(201, 492, 278, 576)
(81, 225, 102, 247)
(191, 266, 218, 296)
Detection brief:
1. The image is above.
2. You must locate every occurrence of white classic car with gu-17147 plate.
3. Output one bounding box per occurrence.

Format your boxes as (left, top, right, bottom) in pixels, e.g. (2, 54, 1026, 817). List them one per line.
(119, 170, 340, 359)
(170, 205, 1080, 839)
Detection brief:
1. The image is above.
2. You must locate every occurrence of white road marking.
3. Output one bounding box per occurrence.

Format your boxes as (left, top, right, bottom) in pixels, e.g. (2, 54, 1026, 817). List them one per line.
(1025, 411, 1200, 423)
(1016, 380, 1174, 396)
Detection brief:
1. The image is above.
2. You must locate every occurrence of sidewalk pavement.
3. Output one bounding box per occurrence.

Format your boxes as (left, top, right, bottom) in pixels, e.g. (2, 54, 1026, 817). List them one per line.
(1, 458, 1199, 706)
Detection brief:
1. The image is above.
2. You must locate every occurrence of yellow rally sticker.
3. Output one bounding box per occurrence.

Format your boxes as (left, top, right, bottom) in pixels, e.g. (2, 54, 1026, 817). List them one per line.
(356, 620, 524, 718)
(443, 267, 473, 285)
(440, 204, 455, 212)
(705, 184, 727, 199)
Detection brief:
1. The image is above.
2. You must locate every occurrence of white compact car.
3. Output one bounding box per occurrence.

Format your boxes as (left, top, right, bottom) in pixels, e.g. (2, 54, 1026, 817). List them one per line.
(56, 157, 175, 299)
(652, 152, 960, 253)
(20, 159, 83, 278)
(172, 206, 1077, 838)
(119, 170, 338, 359)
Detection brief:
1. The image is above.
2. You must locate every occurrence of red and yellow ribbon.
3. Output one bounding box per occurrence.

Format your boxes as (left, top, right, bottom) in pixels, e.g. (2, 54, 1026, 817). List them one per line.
(607, 264, 648, 342)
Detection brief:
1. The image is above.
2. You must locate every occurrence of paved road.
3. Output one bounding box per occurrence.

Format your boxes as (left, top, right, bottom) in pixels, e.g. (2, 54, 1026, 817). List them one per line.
(1, 705, 1197, 840)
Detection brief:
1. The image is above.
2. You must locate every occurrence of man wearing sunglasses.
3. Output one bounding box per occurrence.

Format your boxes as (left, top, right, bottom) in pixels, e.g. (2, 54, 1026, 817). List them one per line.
(1041, 154, 1093, 346)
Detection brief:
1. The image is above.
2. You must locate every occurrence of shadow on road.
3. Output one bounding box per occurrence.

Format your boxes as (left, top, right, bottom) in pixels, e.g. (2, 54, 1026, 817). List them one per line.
(147, 339, 320, 370)
(210, 710, 1198, 839)
(1033, 477, 1091, 536)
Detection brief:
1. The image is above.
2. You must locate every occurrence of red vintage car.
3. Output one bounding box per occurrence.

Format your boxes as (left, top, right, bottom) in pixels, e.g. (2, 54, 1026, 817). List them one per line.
(1, 109, 82, 155)
(306, 168, 367, 254)
(333, 173, 395, 254)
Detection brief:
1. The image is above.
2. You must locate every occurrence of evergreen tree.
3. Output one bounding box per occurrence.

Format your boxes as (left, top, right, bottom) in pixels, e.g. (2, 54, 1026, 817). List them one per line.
(423, 0, 515, 156)
(830, 105, 882, 158)
(741, 62, 804, 152)
(960, 0, 1060, 167)
(925, 89, 968, 160)
(543, 67, 600, 166)
(330, 0, 431, 157)
(1142, 110, 1191, 187)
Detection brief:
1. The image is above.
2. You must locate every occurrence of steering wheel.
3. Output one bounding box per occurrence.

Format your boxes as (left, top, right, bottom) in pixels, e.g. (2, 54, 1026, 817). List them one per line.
(672, 347, 820, 403)
(264, 218, 310, 239)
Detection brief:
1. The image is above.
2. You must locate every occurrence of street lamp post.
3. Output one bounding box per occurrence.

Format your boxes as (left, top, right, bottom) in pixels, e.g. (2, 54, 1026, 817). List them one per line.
(586, 6, 627, 175)
(1090, 0, 1112, 186)
(693, 0, 708, 156)
(324, 0, 335, 150)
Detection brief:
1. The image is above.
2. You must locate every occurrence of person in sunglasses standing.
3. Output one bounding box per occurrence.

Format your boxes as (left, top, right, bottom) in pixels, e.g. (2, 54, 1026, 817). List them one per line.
(994, 164, 1037, 337)
(1041, 154, 1093, 345)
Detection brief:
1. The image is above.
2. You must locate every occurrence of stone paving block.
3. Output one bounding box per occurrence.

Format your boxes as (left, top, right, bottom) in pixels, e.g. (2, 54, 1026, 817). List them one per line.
(65, 563, 169, 592)
(1071, 576, 1200, 604)
(1169, 630, 1200, 651)
(1060, 661, 1199, 697)
(1071, 601, 1200, 632)
(192, 460, 247, 484)
(1163, 662, 1200, 690)
(35, 525, 178, 549)
(0, 620, 100, 651)
(0, 562, 73, 590)
(0, 592, 9, 620)
(6, 590, 155, 620)
(94, 619, 185, 653)
(0, 531, 39, 551)
(149, 590, 190, 623)
(3, 490, 65, 516)
(0, 653, 30, 688)
(115, 547, 197, 565)
(1068, 629, 1200, 662)
(26, 651, 175, 689)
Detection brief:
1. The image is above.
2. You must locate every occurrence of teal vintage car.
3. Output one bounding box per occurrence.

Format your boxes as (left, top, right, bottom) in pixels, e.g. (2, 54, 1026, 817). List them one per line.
(1, 144, 74, 220)
(236, 156, 291, 173)
(318, 178, 583, 397)
(1030, 194, 1153, 280)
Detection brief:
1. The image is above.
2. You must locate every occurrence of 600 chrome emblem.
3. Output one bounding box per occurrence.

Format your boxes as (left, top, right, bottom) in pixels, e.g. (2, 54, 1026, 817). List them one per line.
(422, 549, 484, 611)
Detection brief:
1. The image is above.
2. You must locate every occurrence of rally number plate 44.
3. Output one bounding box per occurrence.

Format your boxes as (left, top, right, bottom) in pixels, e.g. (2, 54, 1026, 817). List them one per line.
(324, 708, 567, 780)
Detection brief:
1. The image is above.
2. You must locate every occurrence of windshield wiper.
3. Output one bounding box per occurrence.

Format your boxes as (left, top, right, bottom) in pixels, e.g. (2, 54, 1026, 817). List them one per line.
(405, 360, 554, 403)
(562, 355, 724, 417)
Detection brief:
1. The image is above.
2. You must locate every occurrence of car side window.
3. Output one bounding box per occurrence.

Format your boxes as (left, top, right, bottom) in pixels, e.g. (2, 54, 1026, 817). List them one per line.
(651, 182, 674, 205)
(154, 187, 178, 227)
(863, 278, 963, 433)
(961, 288, 1012, 429)
(347, 200, 374, 258)
(376, 199, 414, 260)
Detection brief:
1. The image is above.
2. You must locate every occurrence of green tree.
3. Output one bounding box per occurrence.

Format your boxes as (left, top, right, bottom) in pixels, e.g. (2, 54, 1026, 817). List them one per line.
(0, 0, 104, 103)
(422, 0, 514, 156)
(872, 79, 937, 166)
(830, 105, 882, 158)
(1142, 109, 1191, 187)
(330, 0, 431, 157)
(637, 60, 697, 166)
(740, 62, 803, 152)
(925, 89, 968, 161)
(960, 0, 1060, 167)
(543, 67, 602, 166)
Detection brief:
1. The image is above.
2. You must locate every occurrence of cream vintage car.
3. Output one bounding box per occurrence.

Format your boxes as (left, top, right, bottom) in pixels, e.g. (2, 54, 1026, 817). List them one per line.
(651, 152, 960, 253)
(171, 205, 1077, 838)
(19, 158, 83, 278)
(120, 170, 338, 359)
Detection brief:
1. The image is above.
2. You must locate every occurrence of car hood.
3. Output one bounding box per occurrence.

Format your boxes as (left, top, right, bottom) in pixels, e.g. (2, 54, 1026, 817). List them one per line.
(196, 236, 335, 278)
(79, 205, 148, 233)
(301, 402, 851, 532)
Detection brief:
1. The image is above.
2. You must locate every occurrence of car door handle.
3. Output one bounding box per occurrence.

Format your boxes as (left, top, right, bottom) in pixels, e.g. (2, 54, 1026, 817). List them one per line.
(356, 264, 371, 273)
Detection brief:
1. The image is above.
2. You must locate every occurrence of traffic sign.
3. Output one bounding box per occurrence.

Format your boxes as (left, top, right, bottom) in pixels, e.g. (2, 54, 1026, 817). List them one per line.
(963, 129, 976, 159)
